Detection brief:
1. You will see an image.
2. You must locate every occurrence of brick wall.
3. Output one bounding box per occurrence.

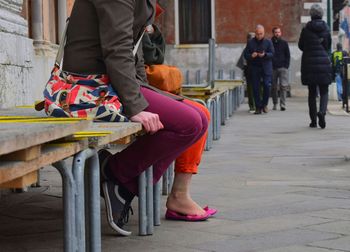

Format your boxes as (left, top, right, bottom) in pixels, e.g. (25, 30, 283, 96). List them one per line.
(158, 0, 323, 44)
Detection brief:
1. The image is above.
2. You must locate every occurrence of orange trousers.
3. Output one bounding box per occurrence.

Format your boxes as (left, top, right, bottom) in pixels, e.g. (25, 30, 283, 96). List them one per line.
(175, 99, 210, 174)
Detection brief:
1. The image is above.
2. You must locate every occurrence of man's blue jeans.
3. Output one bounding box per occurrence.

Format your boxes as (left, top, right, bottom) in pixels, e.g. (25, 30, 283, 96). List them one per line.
(251, 66, 271, 109)
(335, 73, 343, 101)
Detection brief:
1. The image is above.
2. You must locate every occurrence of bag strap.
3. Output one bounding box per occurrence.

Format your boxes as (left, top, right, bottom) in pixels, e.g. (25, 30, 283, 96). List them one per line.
(54, 18, 145, 68)
(55, 18, 69, 68)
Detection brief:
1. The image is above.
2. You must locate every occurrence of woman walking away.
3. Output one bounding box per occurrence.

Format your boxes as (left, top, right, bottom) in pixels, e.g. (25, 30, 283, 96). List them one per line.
(298, 4, 332, 129)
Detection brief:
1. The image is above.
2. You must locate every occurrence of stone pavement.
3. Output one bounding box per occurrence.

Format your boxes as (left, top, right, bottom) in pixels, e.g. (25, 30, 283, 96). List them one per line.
(1, 97, 350, 252)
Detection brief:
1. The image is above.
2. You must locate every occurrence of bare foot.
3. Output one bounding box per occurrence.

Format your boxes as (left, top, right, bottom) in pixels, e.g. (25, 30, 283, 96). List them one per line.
(166, 192, 206, 216)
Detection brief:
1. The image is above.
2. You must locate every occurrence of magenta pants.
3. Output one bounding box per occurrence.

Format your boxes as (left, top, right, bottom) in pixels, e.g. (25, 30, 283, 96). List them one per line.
(108, 87, 208, 195)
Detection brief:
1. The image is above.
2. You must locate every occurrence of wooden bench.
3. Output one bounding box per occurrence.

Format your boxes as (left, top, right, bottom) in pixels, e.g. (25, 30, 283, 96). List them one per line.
(181, 80, 244, 150)
(0, 108, 146, 251)
(0, 114, 95, 252)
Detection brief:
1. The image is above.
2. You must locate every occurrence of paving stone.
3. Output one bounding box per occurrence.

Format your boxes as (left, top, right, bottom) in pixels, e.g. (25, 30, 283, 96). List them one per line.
(262, 245, 345, 252)
(302, 221, 350, 235)
(163, 213, 330, 236)
(310, 236, 350, 251)
(191, 229, 340, 252)
(132, 227, 231, 248)
(306, 208, 350, 221)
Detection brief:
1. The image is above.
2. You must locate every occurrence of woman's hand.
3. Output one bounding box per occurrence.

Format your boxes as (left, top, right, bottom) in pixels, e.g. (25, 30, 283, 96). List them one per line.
(130, 111, 164, 134)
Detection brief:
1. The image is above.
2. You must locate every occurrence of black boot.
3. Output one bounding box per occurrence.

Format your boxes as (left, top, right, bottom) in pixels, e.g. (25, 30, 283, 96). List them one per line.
(309, 120, 317, 128)
(317, 112, 326, 129)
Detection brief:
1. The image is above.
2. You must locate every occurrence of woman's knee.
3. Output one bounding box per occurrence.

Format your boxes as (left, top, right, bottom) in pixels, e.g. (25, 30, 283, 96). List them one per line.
(181, 110, 205, 138)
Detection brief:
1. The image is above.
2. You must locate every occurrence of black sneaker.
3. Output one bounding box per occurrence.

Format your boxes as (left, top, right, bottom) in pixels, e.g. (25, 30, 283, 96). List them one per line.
(317, 112, 326, 129)
(280, 107, 286, 111)
(101, 181, 134, 236)
(98, 149, 134, 236)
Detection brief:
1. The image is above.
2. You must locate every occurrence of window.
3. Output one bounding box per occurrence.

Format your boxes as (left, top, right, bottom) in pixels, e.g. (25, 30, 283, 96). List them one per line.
(175, 0, 215, 45)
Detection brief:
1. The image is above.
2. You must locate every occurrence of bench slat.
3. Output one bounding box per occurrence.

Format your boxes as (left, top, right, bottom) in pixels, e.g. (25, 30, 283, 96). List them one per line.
(0, 141, 87, 184)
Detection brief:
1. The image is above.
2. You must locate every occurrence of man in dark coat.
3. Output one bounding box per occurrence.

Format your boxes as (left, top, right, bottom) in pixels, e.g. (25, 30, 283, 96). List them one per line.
(271, 27, 290, 111)
(298, 3, 332, 129)
(244, 25, 275, 114)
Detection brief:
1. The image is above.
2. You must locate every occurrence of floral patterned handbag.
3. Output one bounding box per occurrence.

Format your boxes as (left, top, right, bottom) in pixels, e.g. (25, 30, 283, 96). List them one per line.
(42, 19, 143, 122)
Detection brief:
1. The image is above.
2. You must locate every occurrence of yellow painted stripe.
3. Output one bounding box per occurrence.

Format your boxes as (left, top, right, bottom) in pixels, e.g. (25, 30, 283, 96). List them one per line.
(0, 117, 89, 124)
(0, 120, 80, 124)
(0, 116, 86, 121)
(72, 134, 110, 138)
(15, 105, 35, 108)
(74, 131, 113, 135)
(46, 142, 77, 147)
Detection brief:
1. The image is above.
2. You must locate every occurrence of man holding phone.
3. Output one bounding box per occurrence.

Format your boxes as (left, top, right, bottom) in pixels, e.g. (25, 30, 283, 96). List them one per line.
(244, 25, 275, 114)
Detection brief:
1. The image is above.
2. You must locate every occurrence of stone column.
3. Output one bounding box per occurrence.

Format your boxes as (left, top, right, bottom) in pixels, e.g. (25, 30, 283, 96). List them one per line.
(57, 0, 67, 40)
(31, 0, 43, 41)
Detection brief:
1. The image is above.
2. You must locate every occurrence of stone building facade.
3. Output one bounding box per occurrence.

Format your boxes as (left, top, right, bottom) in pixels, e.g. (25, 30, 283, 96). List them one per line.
(0, 0, 74, 108)
(0, 0, 333, 108)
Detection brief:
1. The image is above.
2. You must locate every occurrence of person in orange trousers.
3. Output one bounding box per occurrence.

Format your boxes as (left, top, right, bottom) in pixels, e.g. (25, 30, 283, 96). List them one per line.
(143, 4, 217, 220)
(165, 98, 217, 219)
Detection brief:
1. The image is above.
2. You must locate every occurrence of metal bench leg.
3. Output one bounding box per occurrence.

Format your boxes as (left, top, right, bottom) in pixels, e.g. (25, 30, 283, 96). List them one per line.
(53, 160, 77, 252)
(162, 166, 169, 195)
(205, 99, 214, 151)
(138, 171, 147, 235)
(162, 162, 174, 195)
(153, 177, 161, 226)
(213, 96, 221, 140)
(138, 166, 154, 235)
(146, 167, 154, 234)
(229, 89, 234, 116)
(225, 91, 230, 120)
(85, 149, 101, 252)
(72, 152, 87, 252)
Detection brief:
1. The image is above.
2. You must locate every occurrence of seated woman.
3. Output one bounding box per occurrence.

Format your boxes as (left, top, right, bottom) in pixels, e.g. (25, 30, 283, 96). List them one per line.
(63, 0, 215, 236)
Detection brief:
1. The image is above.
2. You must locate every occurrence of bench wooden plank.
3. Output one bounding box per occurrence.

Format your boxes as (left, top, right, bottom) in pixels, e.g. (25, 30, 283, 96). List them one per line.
(0, 120, 91, 156)
(0, 141, 87, 184)
(0, 171, 38, 189)
(68, 122, 143, 147)
(0, 145, 41, 162)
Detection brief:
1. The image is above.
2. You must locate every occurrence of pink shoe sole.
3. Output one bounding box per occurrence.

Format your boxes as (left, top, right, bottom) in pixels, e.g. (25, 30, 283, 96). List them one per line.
(203, 206, 218, 217)
(165, 209, 209, 221)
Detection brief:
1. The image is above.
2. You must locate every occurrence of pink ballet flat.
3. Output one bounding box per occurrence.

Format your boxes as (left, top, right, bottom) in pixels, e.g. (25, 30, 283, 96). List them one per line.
(203, 206, 218, 216)
(165, 209, 209, 221)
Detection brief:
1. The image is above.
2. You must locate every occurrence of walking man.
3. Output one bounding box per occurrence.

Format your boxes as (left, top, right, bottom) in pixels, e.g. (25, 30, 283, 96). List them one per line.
(271, 27, 290, 111)
(332, 42, 348, 101)
(244, 25, 274, 114)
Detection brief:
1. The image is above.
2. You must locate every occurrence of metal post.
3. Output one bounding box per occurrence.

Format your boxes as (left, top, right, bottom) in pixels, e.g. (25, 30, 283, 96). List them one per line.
(31, 0, 43, 41)
(343, 57, 350, 112)
(138, 171, 147, 235)
(85, 150, 101, 252)
(185, 70, 190, 85)
(208, 38, 215, 88)
(229, 69, 235, 80)
(72, 152, 87, 252)
(196, 70, 201, 84)
(146, 167, 154, 235)
(53, 160, 76, 252)
(162, 167, 169, 195)
(327, 0, 333, 36)
(153, 178, 161, 226)
(168, 163, 174, 192)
